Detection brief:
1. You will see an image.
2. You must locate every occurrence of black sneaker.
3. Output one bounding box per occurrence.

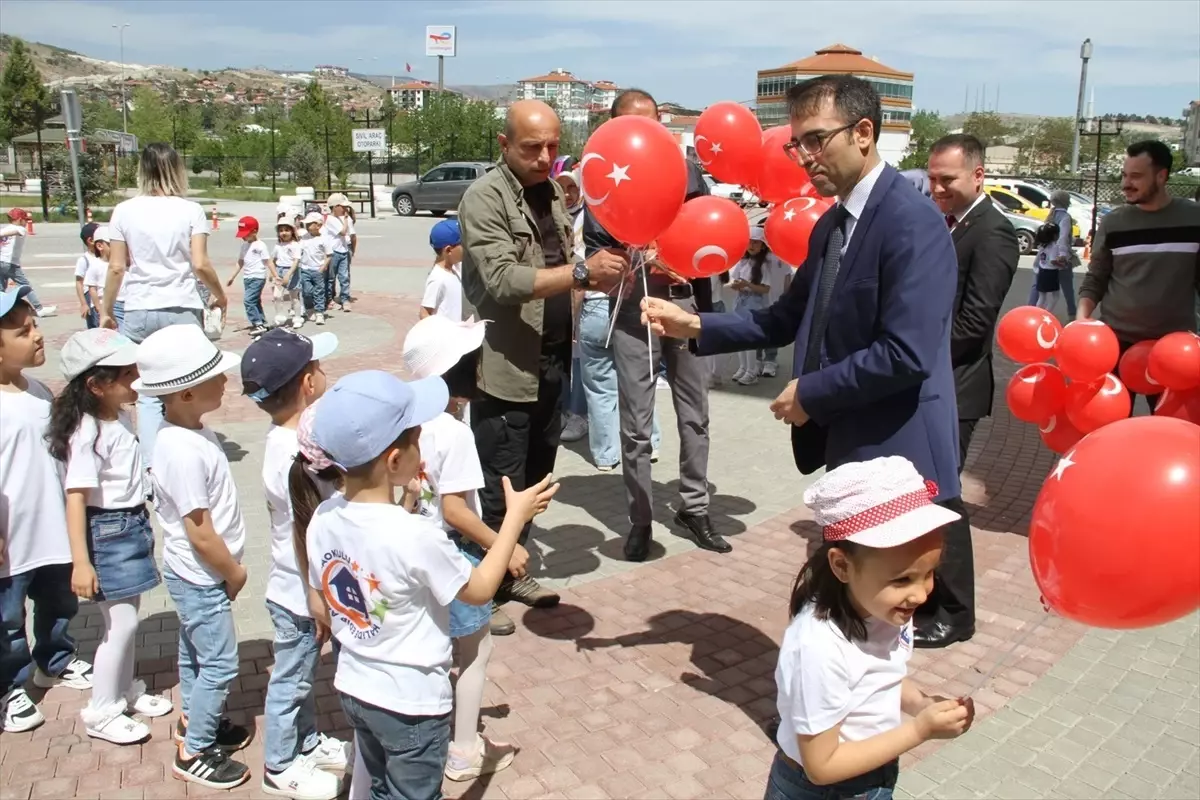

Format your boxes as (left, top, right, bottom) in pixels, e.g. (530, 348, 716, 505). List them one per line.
(174, 716, 253, 752)
(173, 745, 251, 789)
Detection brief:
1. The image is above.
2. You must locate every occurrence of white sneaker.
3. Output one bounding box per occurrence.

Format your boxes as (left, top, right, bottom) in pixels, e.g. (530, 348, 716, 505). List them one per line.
(126, 680, 173, 717)
(731, 368, 746, 383)
(561, 414, 588, 443)
(761, 361, 778, 378)
(304, 733, 350, 771)
(262, 753, 340, 800)
(274, 314, 289, 326)
(1, 688, 44, 732)
(735, 372, 759, 386)
(83, 707, 150, 745)
(444, 735, 516, 782)
(36, 305, 58, 318)
(292, 315, 305, 329)
(315, 313, 325, 326)
(32, 657, 93, 689)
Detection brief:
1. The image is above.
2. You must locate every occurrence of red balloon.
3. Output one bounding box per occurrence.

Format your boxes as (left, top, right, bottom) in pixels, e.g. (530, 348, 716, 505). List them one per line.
(1006, 363, 1067, 423)
(1148, 332, 1200, 391)
(657, 196, 751, 280)
(1154, 387, 1200, 425)
(1029, 416, 1200, 629)
(1038, 412, 1084, 454)
(757, 126, 814, 204)
(996, 306, 1063, 364)
(763, 196, 833, 267)
(1117, 340, 1159, 396)
(1056, 319, 1120, 382)
(693, 102, 762, 187)
(1064, 373, 1131, 433)
(581, 116, 687, 247)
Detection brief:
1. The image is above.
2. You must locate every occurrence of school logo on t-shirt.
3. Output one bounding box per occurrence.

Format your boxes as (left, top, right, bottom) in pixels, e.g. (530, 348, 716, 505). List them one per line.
(319, 548, 386, 639)
(899, 625, 913, 650)
(416, 467, 436, 520)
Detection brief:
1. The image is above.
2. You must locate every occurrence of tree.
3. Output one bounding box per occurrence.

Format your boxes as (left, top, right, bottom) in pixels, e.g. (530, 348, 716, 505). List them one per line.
(81, 99, 123, 133)
(128, 87, 172, 144)
(962, 111, 1011, 147)
(43, 146, 113, 211)
(288, 138, 324, 187)
(1013, 117, 1076, 173)
(0, 37, 53, 144)
(899, 110, 949, 169)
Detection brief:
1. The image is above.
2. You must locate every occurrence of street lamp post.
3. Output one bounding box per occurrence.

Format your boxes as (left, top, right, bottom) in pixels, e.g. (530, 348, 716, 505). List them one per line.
(1070, 38, 1093, 175)
(1077, 116, 1123, 241)
(112, 23, 130, 133)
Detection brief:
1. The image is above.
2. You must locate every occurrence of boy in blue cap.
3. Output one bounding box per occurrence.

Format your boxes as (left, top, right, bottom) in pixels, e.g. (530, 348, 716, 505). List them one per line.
(420, 219, 464, 321)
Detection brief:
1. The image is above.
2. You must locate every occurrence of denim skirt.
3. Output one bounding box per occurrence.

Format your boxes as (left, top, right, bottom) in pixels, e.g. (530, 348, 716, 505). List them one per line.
(447, 533, 490, 638)
(87, 505, 161, 602)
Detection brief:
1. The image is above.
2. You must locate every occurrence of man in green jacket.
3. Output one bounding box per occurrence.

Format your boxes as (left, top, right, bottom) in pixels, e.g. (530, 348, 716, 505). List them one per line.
(460, 99, 627, 633)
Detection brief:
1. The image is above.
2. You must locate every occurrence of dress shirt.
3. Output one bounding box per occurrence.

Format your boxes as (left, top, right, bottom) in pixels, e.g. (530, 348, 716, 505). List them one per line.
(837, 160, 886, 253)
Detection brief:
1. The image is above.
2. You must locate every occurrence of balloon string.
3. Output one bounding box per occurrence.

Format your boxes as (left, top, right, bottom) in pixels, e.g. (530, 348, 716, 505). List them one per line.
(639, 249, 655, 383)
(603, 246, 642, 349)
(964, 611, 1052, 697)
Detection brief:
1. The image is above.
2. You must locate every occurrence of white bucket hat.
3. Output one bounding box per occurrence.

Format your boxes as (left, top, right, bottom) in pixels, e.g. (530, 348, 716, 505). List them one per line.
(302, 211, 324, 226)
(804, 456, 961, 548)
(132, 324, 242, 397)
(402, 315, 486, 380)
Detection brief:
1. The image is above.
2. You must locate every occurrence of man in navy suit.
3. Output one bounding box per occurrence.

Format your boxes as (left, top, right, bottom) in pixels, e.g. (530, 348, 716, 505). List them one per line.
(642, 75, 974, 648)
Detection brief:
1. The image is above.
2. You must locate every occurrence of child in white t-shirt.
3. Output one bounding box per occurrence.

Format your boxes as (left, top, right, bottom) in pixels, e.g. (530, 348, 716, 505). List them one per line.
(0, 287, 93, 735)
(298, 213, 332, 326)
(75, 223, 104, 328)
(135, 323, 251, 790)
(420, 219, 463, 321)
(402, 315, 522, 782)
(227, 217, 277, 336)
(272, 217, 304, 328)
(301, 370, 558, 800)
(769, 457, 974, 800)
(728, 229, 777, 386)
(48, 329, 173, 746)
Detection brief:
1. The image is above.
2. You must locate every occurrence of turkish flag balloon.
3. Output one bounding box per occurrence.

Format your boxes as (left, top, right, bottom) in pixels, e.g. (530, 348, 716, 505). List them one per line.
(581, 116, 687, 247)
(658, 196, 751, 280)
(693, 102, 762, 187)
(1056, 319, 1120, 382)
(1038, 412, 1084, 454)
(1117, 340, 1159, 396)
(1029, 416, 1200, 628)
(1148, 332, 1200, 391)
(1154, 387, 1200, 425)
(1006, 363, 1067, 423)
(996, 306, 1063, 364)
(757, 126, 814, 204)
(1064, 373, 1131, 433)
(764, 196, 832, 266)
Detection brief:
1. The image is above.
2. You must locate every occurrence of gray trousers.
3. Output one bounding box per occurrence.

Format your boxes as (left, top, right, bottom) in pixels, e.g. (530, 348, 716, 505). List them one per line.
(611, 307, 710, 526)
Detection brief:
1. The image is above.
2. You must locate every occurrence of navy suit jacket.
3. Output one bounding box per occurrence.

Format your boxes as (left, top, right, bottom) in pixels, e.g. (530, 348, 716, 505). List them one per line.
(695, 164, 962, 501)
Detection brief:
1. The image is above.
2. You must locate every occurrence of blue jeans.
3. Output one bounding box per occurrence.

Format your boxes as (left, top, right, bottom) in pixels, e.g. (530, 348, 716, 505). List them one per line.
(120, 307, 204, 472)
(577, 297, 661, 468)
(164, 569, 239, 754)
(560, 354, 588, 417)
(765, 752, 897, 800)
(243, 277, 266, 327)
(0, 563, 78, 695)
(340, 693, 450, 800)
(83, 290, 99, 329)
(0, 262, 43, 310)
(300, 269, 326, 314)
(113, 300, 125, 328)
(326, 251, 350, 306)
(1027, 266, 1076, 317)
(264, 601, 320, 772)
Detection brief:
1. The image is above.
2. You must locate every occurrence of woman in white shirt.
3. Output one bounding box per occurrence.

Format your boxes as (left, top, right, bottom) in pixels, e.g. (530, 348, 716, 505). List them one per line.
(100, 143, 227, 471)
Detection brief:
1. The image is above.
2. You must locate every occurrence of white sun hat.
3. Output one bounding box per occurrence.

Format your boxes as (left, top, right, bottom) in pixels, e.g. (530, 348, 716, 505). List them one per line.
(402, 315, 487, 380)
(804, 456, 961, 548)
(132, 323, 242, 397)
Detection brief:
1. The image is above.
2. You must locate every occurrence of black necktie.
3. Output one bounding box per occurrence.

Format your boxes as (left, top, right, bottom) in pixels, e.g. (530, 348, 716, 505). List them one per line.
(803, 206, 850, 374)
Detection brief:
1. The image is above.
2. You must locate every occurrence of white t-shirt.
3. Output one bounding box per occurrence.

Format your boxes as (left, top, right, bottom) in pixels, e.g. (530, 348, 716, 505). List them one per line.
(83, 254, 108, 295)
(239, 239, 271, 280)
(64, 411, 147, 509)
(306, 497, 471, 715)
(0, 379, 70, 577)
(321, 215, 353, 254)
(416, 412, 483, 533)
(108, 195, 209, 311)
(274, 242, 302, 271)
(298, 232, 333, 272)
(262, 425, 335, 617)
(153, 423, 247, 585)
(75, 254, 90, 280)
(420, 264, 463, 322)
(775, 604, 914, 765)
(0, 225, 26, 264)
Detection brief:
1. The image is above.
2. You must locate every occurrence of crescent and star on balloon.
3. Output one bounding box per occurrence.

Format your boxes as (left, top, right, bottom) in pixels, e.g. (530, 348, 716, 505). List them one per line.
(579, 153, 632, 207)
(1050, 450, 1077, 481)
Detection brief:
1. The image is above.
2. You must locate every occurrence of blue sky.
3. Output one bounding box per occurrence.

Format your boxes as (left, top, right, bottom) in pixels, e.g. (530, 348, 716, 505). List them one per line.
(4, 0, 1198, 118)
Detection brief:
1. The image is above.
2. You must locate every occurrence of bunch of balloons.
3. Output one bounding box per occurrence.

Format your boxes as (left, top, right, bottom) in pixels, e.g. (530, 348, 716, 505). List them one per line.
(1117, 332, 1200, 424)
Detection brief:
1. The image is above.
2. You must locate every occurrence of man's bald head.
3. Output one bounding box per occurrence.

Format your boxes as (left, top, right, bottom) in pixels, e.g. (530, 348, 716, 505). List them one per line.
(500, 100, 561, 187)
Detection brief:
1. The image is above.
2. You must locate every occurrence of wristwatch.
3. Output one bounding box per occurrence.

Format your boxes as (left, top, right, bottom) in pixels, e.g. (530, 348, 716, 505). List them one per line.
(572, 260, 590, 288)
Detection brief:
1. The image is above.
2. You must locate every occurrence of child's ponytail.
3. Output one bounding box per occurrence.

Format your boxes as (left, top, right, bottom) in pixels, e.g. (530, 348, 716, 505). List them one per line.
(789, 541, 868, 642)
(289, 453, 340, 567)
(46, 365, 122, 463)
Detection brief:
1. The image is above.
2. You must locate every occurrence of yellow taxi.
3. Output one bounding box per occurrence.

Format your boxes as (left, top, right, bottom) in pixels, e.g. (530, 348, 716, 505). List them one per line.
(984, 186, 1080, 240)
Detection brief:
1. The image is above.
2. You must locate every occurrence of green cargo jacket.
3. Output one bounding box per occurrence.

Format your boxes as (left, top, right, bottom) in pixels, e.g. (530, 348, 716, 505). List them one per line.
(459, 161, 574, 403)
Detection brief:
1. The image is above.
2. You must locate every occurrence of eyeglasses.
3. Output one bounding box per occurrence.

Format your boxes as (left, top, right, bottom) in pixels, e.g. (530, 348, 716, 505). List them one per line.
(782, 122, 859, 161)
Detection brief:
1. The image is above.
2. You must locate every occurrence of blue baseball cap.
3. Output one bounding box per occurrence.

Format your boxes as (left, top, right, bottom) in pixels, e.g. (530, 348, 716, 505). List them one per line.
(312, 370, 448, 470)
(429, 219, 461, 252)
(0, 286, 33, 320)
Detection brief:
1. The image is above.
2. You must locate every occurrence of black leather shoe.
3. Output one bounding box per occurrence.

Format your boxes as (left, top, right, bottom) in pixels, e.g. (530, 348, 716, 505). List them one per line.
(913, 620, 975, 649)
(673, 512, 732, 553)
(624, 524, 653, 562)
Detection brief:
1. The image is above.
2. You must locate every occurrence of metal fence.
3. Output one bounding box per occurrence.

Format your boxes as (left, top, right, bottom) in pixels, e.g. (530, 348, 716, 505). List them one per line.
(989, 174, 1200, 204)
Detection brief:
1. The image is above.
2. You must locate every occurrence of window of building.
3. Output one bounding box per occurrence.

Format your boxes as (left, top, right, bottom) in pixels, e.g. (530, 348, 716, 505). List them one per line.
(757, 74, 913, 102)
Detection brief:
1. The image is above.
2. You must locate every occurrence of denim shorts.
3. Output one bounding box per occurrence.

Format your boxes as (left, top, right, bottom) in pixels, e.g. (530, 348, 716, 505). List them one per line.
(447, 533, 489, 638)
(765, 751, 897, 800)
(87, 505, 161, 602)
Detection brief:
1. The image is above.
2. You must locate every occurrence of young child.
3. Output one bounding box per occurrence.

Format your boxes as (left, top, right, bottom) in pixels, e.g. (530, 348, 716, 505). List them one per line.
(402, 315, 522, 781)
(82, 227, 113, 332)
(770, 456, 974, 800)
(240, 328, 350, 799)
(729, 229, 775, 386)
(298, 212, 332, 327)
(0, 287, 93, 734)
(300, 370, 558, 800)
(74, 223, 101, 328)
(0, 209, 57, 317)
(227, 216, 278, 337)
(420, 219, 463, 321)
(135, 323, 252, 789)
(273, 216, 304, 329)
(321, 195, 355, 314)
(48, 329, 173, 744)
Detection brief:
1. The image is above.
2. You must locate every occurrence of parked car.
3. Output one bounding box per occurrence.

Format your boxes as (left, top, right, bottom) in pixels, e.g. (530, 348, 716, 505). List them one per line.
(987, 179, 1091, 241)
(703, 175, 763, 207)
(391, 162, 494, 216)
(991, 198, 1041, 255)
(984, 185, 1081, 242)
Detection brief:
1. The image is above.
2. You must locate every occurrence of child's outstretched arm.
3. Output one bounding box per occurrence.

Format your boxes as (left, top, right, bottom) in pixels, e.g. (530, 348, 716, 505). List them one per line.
(456, 474, 557, 605)
(443, 492, 529, 578)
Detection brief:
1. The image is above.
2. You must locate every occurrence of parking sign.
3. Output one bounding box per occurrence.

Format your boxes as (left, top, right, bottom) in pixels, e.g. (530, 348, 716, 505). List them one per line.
(352, 129, 387, 153)
(425, 25, 456, 57)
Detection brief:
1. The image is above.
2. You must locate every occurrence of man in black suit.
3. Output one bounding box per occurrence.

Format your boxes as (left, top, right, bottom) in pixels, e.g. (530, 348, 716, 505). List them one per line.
(923, 133, 1019, 644)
